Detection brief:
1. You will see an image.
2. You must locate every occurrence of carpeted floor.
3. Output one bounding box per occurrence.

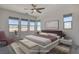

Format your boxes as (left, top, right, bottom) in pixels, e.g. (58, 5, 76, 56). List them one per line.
(0, 46, 12, 54)
(0, 44, 79, 54)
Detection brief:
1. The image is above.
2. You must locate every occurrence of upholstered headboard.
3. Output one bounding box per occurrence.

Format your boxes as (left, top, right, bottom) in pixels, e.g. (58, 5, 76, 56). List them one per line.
(41, 30, 65, 37)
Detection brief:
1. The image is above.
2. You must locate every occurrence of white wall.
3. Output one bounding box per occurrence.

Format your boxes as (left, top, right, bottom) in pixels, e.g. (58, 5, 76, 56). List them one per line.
(41, 5, 79, 46)
(0, 8, 36, 38)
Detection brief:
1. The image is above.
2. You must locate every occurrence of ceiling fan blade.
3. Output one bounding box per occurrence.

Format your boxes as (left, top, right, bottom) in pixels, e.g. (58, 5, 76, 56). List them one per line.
(32, 4, 36, 7)
(30, 9, 34, 10)
(36, 8, 45, 10)
(36, 10, 42, 13)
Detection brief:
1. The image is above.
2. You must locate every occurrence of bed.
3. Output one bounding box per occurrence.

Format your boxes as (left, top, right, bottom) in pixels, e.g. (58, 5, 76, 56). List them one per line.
(23, 30, 65, 53)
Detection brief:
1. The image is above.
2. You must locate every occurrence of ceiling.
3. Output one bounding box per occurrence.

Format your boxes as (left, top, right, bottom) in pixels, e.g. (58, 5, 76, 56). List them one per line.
(0, 4, 49, 14)
(0, 4, 57, 16)
(0, 4, 79, 19)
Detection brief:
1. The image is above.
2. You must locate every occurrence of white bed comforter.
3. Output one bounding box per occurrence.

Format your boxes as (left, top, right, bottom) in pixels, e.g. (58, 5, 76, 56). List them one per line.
(25, 35, 51, 46)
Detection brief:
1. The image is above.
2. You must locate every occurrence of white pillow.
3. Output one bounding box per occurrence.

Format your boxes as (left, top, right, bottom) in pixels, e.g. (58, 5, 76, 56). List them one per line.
(48, 33, 57, 36)
(39, 32, 48, 36)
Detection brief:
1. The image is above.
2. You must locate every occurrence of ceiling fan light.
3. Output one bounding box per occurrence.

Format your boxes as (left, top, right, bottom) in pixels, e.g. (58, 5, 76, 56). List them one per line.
(33, 9, 36, 12)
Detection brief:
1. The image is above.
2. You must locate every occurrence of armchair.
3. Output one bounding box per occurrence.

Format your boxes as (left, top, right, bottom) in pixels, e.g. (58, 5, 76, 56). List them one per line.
(0, 30, 15, 47)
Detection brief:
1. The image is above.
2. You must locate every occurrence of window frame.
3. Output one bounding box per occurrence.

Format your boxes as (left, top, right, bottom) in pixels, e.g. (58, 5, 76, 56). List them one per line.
(36, 20, 41, 31)
(21, 19, 28, 31)
(63, 14, 72, 30)
(8, 17, 19, 32)
(29, 20, 35, 31)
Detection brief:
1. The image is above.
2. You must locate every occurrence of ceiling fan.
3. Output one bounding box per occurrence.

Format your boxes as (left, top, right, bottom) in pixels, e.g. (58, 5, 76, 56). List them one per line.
(24, 4, 45, 14)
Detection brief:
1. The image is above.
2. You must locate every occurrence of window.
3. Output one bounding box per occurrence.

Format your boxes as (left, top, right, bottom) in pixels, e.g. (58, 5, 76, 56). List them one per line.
(9, 17, 19, 32)
(30, 20, 35, 31)
(9, 17, 40, 32)
(36, 21, 41, 31)
(63, 14, 72, 29)
(21, 19, 28, 31)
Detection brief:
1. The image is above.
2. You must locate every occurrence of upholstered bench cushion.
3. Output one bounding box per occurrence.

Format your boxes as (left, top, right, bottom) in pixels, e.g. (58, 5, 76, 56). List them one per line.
(10, 42, 25, 54)
(19, 38, 38, 48)
(10, 40, 39, 54)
